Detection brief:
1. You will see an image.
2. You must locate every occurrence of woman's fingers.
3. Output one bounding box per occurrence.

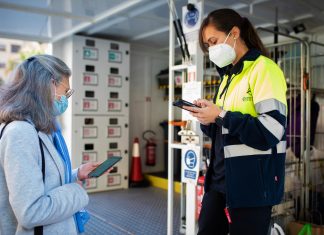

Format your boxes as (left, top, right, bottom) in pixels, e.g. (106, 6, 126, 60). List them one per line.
(193, 99, 213, 107)
(183, 100, 220, 125)
(193, 99, 202, 107)
(183, 106, 200, 113)
(200, 99, 213, 107)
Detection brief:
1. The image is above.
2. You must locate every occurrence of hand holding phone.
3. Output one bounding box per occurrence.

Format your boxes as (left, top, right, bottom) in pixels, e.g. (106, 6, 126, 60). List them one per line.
(172, 99, 200, 112)
(88, 156, 122, 178)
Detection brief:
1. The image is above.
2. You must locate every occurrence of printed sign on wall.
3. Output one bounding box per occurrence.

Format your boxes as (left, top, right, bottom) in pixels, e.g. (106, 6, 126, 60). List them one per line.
(182, 145, 200, 185)
(82, 152, 97, 163)
(182, 1, 203, 34)
(108, 75, 122, 87)
(83, 126, 98, 138)
(187, 65, 196, 82)
(107, 174, 121, 186)
(108, 51, 122, 63)
(182, 81, 202, 121)
(83, 47, 98, 60)
(107, 126, 122, 138)
(83, 99, 98, 111)
(83, 73, 98, 86)
(108, 100, 122, 112)
(107, 150, 122, 158)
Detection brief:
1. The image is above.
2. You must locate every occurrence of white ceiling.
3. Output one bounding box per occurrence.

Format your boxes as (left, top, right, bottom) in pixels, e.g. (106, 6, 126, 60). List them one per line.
(1, 0, 324, 48)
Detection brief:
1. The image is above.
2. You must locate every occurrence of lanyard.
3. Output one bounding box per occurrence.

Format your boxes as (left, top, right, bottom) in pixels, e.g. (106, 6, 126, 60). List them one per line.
(218, 73, 237, 107)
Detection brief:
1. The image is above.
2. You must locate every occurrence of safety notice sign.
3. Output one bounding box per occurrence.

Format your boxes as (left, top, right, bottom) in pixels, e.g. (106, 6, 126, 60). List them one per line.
(182, 145, 200, 185)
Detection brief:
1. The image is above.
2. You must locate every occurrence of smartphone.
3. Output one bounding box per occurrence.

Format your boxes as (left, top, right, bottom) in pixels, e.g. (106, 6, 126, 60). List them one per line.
(172, 99, 200, 112)
(88, 156, 122, 178)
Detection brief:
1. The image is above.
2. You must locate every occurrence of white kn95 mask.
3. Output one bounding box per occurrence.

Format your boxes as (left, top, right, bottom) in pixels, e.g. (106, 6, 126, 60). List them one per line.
(208, 32, 237, 68)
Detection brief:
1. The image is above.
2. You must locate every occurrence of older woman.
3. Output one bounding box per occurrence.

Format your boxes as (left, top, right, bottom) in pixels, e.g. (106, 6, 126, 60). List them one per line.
(0, 55, 99, 234)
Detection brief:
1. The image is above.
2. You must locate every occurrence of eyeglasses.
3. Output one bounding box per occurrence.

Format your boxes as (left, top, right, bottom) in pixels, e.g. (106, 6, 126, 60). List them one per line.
(53, 79, 75, 99)
(65, 88, 75, 99)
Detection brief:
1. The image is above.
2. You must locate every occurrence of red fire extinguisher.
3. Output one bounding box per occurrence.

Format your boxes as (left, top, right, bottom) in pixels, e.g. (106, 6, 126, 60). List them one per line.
(143, 130, 156, 166)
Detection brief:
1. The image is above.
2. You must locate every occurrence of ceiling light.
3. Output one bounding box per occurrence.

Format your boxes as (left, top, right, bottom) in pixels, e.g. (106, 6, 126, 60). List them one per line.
(278, 19, 289, 24)
(293, 13, 313, 21)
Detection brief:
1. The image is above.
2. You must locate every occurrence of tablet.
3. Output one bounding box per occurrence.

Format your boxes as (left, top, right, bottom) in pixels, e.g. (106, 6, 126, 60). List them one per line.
(88, 156, 122, 178)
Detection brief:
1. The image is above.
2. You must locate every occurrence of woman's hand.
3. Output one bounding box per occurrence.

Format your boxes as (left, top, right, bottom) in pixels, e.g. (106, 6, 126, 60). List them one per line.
(77, 162, 112, 181)
(184, 99, 222, 125)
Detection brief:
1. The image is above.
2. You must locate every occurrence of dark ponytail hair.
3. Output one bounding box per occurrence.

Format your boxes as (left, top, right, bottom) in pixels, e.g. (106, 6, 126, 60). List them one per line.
(199, 9, 268, 56)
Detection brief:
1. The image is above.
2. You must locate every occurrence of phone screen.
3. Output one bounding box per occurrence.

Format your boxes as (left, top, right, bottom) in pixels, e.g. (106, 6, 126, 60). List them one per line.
(172, 99, 200, 112)
(88, 156, 122, 178)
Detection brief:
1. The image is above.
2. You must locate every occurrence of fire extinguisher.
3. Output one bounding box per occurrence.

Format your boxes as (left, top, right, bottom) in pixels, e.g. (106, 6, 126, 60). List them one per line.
(143, 130, 156, 166)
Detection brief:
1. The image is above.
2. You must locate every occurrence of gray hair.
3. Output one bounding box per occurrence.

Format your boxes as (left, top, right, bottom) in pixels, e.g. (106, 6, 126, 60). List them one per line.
(0, 54, 71, 133)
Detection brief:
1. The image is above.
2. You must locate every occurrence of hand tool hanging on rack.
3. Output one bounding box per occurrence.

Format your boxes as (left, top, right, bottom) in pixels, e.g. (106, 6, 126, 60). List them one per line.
(167, 0, 190, 61)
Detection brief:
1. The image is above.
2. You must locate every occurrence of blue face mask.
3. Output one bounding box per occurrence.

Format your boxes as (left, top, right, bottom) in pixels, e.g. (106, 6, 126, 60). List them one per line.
(54, 95, 68, 116)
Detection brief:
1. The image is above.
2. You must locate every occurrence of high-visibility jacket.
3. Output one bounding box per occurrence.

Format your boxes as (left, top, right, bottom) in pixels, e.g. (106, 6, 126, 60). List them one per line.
(201, 49, 287, 208)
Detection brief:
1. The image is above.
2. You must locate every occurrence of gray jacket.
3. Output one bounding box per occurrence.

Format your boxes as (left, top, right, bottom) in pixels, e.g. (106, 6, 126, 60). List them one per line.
(0, 121, 89, 235)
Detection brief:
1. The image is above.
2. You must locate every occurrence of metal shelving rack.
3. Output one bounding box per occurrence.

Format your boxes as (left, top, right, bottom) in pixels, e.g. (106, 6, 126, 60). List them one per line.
(259, 29, 324, 229)
(167, 1, 205, 234)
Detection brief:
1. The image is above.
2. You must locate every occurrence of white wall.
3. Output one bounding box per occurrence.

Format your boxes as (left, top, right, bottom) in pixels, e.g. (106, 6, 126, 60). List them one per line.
(129, 44, 169, 173)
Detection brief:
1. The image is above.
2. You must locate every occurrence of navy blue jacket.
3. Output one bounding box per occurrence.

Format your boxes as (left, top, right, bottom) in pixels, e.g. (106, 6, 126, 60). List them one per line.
(201, 49, 287, 208)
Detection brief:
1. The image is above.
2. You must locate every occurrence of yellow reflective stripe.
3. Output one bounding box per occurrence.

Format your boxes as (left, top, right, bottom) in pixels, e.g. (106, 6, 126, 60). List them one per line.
(255, 99, 287, 116)
(221, 113, 284, 139)
(224, 141, 286, 158)
(258, 114, 285, 141)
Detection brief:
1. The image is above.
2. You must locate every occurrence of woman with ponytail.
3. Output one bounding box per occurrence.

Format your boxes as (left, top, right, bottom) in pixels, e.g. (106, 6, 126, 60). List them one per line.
(185, 9, 287, 235)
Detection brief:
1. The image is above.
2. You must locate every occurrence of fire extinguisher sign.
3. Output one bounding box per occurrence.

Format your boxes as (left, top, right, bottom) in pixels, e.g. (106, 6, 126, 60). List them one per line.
(182, 146, 200, 185)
